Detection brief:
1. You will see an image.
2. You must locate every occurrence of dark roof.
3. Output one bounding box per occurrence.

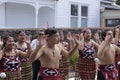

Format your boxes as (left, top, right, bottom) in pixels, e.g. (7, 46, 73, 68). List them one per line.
(101, 4, 120, 10)
(101, 0, 120, 10)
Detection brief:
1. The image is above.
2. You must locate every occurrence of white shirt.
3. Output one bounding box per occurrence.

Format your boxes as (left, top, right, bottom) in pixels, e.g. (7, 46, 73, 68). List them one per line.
(31, 39, 39, 50)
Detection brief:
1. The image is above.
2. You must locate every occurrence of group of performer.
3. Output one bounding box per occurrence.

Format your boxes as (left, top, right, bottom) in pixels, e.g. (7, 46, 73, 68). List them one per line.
(0, 26, 120, 80)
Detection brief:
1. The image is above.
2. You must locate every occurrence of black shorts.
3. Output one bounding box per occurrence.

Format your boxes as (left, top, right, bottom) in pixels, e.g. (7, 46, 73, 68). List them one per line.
(97, 70, 105, 80)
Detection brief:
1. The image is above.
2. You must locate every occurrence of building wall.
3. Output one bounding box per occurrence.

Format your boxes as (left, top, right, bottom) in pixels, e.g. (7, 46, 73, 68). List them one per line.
(0, 3, 5, 28)
(0, 0, 100, 28)
(38, 7, 55, 28)
(6, 3, 35, 28)
(101, 10, 120, 27)
(56, 0, 100, 28)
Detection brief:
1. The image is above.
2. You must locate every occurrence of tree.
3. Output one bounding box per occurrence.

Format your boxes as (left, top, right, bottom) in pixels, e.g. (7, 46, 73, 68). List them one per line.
(116, 0, 120, 5)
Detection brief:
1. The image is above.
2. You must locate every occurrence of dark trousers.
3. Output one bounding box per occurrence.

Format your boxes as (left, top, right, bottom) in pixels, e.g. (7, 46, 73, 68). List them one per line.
(97, 70, 105, 80)
(32, 60, 42, 80)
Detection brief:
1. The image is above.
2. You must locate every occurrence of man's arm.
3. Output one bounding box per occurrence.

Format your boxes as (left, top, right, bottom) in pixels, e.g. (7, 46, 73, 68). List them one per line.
(115, 44, 120, 55)
(113, 27, 119, 45)
(29, 44, 43, 62)
(97, 35, 111, 59)
(29, 34, 46, 62)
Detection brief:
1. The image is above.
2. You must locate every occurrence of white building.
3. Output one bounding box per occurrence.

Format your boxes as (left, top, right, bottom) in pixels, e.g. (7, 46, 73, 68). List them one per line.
(0, 0, 100, 28)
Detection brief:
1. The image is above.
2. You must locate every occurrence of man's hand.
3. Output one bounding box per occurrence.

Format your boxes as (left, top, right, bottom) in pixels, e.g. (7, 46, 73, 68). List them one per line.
(105, 35, 112, 42)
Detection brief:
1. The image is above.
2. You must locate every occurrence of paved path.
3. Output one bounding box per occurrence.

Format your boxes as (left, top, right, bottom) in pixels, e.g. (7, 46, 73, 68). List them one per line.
(68, 71, 97, 80)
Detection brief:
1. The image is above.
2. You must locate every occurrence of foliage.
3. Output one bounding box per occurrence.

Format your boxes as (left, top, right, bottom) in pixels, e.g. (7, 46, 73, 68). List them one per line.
(69, 51, 79, 65)
(116, 0, 120, 5)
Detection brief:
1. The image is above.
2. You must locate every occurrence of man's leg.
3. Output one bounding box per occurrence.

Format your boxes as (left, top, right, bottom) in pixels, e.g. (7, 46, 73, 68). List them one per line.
(32, 60, 40, 80)
(97, 70, 105, 80)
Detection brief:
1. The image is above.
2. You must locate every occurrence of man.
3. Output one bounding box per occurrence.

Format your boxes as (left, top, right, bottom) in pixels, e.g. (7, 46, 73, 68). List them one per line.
(29, 28, 79, 80)
(31, 31, 46, 80)
(97, 29, 120, 80)
(113, 26, 120, 80)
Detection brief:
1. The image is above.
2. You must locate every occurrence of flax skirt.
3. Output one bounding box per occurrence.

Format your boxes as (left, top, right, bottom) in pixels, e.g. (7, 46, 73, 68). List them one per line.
(21, 61, 32, 80)
(0, 71, 22, 80)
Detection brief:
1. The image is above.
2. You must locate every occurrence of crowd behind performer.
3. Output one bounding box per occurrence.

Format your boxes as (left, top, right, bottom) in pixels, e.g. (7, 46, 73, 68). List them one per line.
(0, 36, 32, 80)
(29, 28, 79, 80)
(112, 26, 120, 80)
(16, 31, 32, 80)
(97, 29, 120, 80)
(76, 28, 99, 80)
(31, 30, 46, 80)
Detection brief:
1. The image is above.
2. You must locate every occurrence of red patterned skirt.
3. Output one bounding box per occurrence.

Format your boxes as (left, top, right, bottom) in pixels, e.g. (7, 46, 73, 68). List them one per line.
(40, 67, 62, 80)
(97, 64, 118, 80)
(77, 58, 96, 80)
(115, 55, 120, 79)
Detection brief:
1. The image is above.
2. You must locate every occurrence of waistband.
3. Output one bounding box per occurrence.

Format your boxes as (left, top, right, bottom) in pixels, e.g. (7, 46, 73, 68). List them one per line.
(98, 64, 116, 71)
(40, 67, 61, 78)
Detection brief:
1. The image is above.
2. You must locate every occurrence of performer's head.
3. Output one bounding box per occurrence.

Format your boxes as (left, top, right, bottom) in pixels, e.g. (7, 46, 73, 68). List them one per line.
(45, 28, 60, 44)
(16, 31, 26, 42)
(59, 30, 64, 42)
(102, 29, 113, 42)
(113, 25, 120, 37)
(82, 28, 92, 40)
(1, 36, 15, 50)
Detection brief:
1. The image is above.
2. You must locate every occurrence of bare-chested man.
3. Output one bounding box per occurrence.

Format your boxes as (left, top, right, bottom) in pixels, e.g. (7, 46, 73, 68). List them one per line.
(97, 29, 120, 80)
(29, 28, 79, 80)
(113, 26, 120, 80)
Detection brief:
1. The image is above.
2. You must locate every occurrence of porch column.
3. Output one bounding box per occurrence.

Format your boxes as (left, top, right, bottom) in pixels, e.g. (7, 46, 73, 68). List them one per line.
(35, 2, 39, 28)
(35, 8, 38, 28)
(35, 7, 39, 28)
(54, 0, 58, 27)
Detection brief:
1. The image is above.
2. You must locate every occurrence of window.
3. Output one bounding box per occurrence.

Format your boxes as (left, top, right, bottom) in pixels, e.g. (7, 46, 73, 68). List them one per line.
(70, 4, 78, 28)
(81, 6, 88, 27)
(70, 4, 88, 28)
(71, 4, 78, 16)
(106, 19, 120, 27)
